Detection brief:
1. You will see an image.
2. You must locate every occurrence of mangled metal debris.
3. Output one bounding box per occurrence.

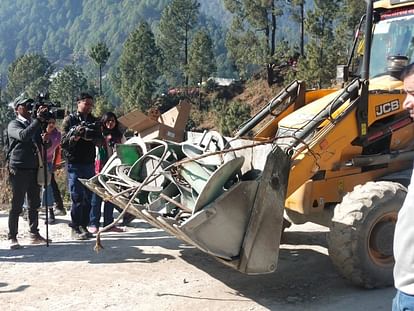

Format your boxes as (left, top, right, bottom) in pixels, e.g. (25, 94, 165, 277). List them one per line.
(81, 131, 289, 274)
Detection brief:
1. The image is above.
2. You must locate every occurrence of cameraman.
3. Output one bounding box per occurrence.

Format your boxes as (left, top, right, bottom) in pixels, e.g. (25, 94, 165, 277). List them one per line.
(61, 92, 102, 240)
(7, 96, 50, 249)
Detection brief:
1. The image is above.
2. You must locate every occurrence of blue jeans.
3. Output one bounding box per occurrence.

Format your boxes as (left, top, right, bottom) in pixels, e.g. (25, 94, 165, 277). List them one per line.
(67, 163, 95, 229)
(393, 290, 414, 310)
(90, 193, 116, 227)
(41, 163, 55, 207)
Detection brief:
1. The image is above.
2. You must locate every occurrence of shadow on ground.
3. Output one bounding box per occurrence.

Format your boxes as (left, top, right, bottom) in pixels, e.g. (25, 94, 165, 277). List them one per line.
(0, 282, 30, 293)
(0, 230, 180, 265)
(0, 213, 395, 310)
(173, 229, 393, 310)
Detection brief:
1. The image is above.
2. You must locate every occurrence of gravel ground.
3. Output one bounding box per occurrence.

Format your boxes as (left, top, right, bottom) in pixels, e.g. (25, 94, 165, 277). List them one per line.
(0, 209, 396, 311)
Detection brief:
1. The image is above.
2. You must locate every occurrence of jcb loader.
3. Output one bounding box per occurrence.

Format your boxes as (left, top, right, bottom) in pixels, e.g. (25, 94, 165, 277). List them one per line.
(83, 0, 414, 288)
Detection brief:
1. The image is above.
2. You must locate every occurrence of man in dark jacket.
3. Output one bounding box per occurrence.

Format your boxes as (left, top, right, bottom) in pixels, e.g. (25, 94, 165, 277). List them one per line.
(7, 96, 49, 249)
(61, 92, 102, 240)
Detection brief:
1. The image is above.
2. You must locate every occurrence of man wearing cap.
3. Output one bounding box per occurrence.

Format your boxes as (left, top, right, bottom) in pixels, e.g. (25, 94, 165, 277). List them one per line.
(6, 96, 50, 249)
(61, 92, 102, 240)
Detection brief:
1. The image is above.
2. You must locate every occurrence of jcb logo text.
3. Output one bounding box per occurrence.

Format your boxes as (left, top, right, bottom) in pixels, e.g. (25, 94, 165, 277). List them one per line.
(375, 100, 400, 117)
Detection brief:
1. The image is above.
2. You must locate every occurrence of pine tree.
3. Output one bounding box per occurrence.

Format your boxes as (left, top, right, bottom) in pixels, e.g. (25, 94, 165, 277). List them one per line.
(0, 99, 14, 145)
(224, 0, 284, 85)
(5, 53, 54, 101)
(49, 63, 88, 113)
(94, 95, 113, 118)
(296, 0, 340, 88)
(288, 0, 305, 56)
(157, 0, 200, 87)
(88, 42, 110, 95)
(118, 21, 161, 112)
(333, 0, 366, 65)
(187, 29, 216, 86)
(217, 100, 251, 136)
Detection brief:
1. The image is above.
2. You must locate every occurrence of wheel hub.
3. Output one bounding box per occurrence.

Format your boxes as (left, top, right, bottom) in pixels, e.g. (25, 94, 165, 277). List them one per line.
(370, 220, 395, 258)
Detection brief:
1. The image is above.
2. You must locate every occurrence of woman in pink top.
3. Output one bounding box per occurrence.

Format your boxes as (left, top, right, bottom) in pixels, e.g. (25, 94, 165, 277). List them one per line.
(41, 118, 62, 223)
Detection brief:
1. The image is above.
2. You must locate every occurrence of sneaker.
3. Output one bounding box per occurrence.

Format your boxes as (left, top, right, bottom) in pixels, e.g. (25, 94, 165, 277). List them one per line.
(30, 233, 51, 244)
(10, 238, 22, 250)
(54, 208, 66, 216)
(106, 226, 124, 233)
(45, 218, 56, 225)
(45, 208, 56, 224)
(87, 226, 98, 235)
(122, 213, 136, 227)
(80, 226, 93, 238)
(71, 228, 89, 240)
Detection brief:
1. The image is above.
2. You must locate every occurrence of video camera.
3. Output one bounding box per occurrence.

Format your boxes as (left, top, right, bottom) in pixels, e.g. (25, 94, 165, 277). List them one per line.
(29, 93, 65, 121)
(69, 121, 103, 141)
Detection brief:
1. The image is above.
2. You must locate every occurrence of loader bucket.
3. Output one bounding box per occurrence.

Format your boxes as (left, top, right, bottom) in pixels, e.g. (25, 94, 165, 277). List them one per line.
(174, 145, 290, 273)
(81, 133, 291, 275)
(238, 146, 290, 274)
(178, 180, 258, 259)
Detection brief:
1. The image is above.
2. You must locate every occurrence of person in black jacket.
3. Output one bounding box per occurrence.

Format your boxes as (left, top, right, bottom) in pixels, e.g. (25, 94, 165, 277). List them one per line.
(7, 96, 50, 249)
(61, 93, 102, 240)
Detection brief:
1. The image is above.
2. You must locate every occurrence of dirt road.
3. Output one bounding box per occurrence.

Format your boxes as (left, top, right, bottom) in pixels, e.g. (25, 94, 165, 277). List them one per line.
(0, 210, 394, 310)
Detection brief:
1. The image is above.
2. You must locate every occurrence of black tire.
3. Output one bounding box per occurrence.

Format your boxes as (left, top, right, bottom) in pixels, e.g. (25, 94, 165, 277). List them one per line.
(327, 181, 406, 288)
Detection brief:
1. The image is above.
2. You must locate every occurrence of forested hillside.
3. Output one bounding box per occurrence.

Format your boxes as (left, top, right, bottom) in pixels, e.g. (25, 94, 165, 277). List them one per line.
(0, 0, 366, 136)
(0, 0, 234, 77)
(0, 0, 307, 80)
